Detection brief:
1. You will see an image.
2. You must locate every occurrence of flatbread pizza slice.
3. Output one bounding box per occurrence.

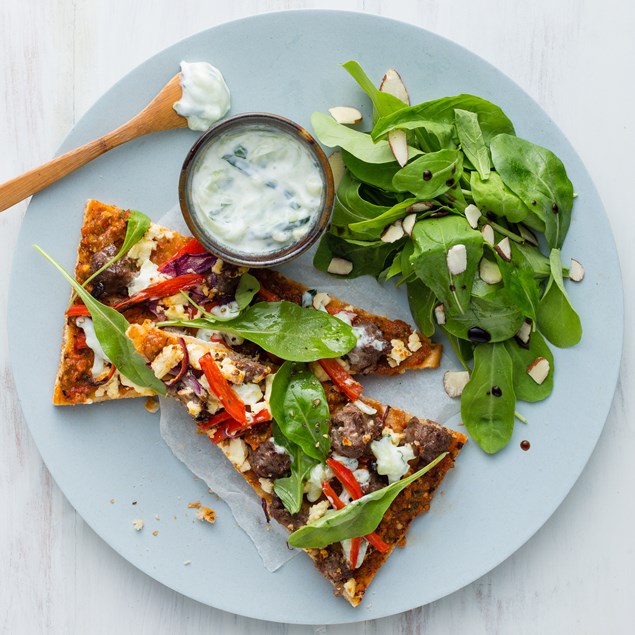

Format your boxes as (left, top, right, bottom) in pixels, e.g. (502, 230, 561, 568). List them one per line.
(216, 388, 465, 606)
(55, 199, 440, 406)
(124, 323, 465, 606)
(54, 199, 247, 405)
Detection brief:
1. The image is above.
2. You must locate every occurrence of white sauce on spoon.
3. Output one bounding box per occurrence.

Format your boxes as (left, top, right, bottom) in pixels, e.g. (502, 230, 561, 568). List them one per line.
(189, 124, 324, 255)
(173, 61, 230, 131)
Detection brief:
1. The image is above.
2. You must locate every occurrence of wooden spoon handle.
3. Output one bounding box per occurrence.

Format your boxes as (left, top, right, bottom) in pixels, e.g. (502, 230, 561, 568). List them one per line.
(0, 123, 145, 213)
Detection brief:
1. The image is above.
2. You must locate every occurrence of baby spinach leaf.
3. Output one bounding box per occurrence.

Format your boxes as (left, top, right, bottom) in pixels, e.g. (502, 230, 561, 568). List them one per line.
(287, 452, 448, 548)
(410, 215, 483, 313)
(514, 242, 552, 279)
(407, 279, 436, 337)
(271, 422, 317, 516)
(331, 172, 390, 232)
(159, 301, 357, 362)
(443, 293, 525, 343)
(393, 149, 463, 199)
(490, 134, 574, 249)
(461, 343, 516, 454)
(505, 331, 554, 402)
(373, 94, 515, 145)
(341, 60, 407, 119)
(470, 172, 529, 223)
(81, 209, 151, 288)
(537, 249, 582, 348)
(341, 151, 401, 192)
(35, 245, 166, 394)
(495, 246, 541, 323)
(313, 232, 404, 280)
(270, 362, 330, 461)
(348, 197, 418, 239)
(454, 109, 490, 180)
(234, 272, 260, 310)
(312, 112, 422, 164)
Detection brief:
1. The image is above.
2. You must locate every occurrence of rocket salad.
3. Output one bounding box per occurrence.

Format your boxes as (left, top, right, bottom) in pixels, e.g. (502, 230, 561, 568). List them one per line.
(312, 61, 583, 454)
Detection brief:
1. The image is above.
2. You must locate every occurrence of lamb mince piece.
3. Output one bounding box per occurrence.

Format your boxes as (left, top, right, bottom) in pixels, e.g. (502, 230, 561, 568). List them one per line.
(249, 440, 291, 479)
(345, 321, 389, 373)
(403, 417, 452, 465)
(89, 244, 138, 297)
(330, 402, 383, 459)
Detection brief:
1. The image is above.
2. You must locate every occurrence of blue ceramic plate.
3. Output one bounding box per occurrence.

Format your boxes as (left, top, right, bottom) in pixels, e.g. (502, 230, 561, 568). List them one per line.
(9, 10, 622, 624)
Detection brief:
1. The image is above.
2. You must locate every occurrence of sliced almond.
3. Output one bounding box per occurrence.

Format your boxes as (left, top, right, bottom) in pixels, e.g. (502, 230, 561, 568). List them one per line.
(527, 357, 550, 385)
(406, 201, 434, 213)
(518, 224, 539, 246)
(443, 371, 470, 398)
(327, 257, 353, 276)
(402, 213, 417, 236)
(434, 304, 446, 325)
(515, 319, 532, 346)
(495, 236, 512, 262)
(465, 204, 482, 229)
(479, 258, 502, 284)
(569, 258, 585, 282)
(481, 224, 495, 246)
(388, 129, 408, 167)
(379, 69, 410, 104)
(446, 244, 467, 275)
(328, 151, 346, 191)
(328, 106, 363, 125)
(381, 221, 405, 243)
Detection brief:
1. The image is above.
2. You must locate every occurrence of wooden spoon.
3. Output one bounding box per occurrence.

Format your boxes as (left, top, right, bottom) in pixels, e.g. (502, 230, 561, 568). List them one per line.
(0, 73, 188, 213)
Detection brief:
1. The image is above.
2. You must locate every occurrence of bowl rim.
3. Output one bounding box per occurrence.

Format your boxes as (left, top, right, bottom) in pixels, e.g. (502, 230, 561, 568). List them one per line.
(178, 112, 335, 267)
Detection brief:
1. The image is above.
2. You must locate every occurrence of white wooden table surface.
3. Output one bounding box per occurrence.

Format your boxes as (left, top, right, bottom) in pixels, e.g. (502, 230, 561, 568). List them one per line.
(1, 1, 632, 633)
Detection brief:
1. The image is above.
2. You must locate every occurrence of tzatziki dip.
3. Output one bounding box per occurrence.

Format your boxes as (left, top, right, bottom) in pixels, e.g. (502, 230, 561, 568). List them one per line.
(188, 122, 326, 256)
(173, 61, 230, 132)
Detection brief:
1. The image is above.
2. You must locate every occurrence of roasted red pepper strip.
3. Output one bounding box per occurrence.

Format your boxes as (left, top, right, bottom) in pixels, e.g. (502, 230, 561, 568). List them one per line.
(257, 287, 281, 302)
(115, 273, 205, 312)
(326, 457, 364, 500)
(320, 481, 390, 554)
(197, 411, 233, 433)
(65, 272, 205, 316)
(209, 408, 272, 443)
(66, 304, 90, 317)
(318, 358, 363, 401)
(158, 237, 208, 272)
(349, 537, 362, 569)
(74, 331, 88, 350)
(199, 353, 247, 424)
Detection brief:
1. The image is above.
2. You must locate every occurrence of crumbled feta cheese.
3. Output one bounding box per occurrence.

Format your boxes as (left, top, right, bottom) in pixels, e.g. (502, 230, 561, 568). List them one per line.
(301, 290, 317, 308)
(308, 500, 331, 523)
(150, 344, 184, 379)
(163, 302, 190, 321)
(132, 519, 144, 531)
(305, 463, 334, 502)
(258, 478, 274, 494)
(195, 329, 223, 342)
(333, 311, 354, 326)
(407, 332, 422, 352)
(209, 301, 240, 320)
(221, 438, 250, 472)
(127, 259, 167, 295)
(331, 454, 358, 472)
(232, 382, 263, 405)
(352, 326, 385, 351)
(126, 224, 165, 265)
(186, 400, 202, 417)
(370, 435, 415, 483)
(387, 338, 412, 368)
(352, 468, 370, 488)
